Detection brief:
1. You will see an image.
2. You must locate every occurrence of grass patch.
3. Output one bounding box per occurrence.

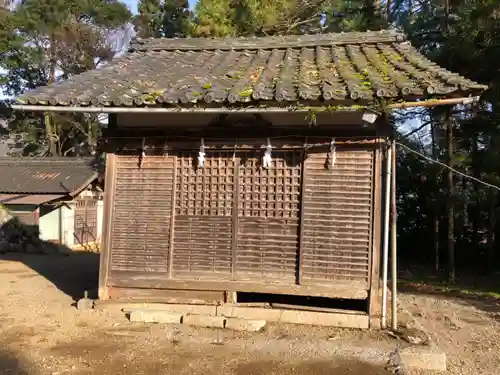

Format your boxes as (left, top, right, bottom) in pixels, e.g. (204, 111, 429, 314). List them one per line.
(398, 264, 500, 301)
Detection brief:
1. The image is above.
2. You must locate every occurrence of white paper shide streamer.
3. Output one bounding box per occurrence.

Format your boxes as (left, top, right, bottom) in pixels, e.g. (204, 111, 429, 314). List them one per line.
(326, 138, 336, 169)
(263, 138, 272, 169)
(198, 138, 206, 168)
(139, 137, 146, 168)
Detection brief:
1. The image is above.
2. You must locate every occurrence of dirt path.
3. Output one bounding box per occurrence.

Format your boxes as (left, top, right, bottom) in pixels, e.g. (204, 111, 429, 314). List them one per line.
(0, 253, 499, 374)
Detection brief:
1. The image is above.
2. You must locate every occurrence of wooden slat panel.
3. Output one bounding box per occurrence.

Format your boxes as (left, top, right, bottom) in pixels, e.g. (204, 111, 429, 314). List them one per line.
(109, 152, 174, 274)
(236, 218, 299, 282)
(235, 151, 301, 282)
(301, 149, 374, 286)
(172, 215, 233, 279)
(172, 151, 235, 280)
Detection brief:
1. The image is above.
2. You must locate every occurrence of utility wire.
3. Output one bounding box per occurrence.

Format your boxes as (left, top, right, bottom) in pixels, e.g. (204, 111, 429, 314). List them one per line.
(397, 121, 432, 140)
(396, 142, 500, 192)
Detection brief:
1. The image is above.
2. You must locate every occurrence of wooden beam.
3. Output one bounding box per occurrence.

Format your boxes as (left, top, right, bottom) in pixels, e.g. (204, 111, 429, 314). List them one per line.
(107, 271, 368, 300)
(231, 157, 240, 280)
(297, 149, 308, 285)
(106, 286, 225, 304)
(388, 97, 480, 109)
(167, 155, 177, 279)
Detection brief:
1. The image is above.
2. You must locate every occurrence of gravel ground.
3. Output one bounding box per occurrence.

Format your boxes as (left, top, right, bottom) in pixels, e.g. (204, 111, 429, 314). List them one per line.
(400, 289, 500, 375)
(0, 253, 498, 375)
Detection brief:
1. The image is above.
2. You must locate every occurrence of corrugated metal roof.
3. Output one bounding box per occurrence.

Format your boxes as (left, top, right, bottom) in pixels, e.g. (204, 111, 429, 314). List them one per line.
(0, 157, 98, 195)
(0, 193, 67, 205)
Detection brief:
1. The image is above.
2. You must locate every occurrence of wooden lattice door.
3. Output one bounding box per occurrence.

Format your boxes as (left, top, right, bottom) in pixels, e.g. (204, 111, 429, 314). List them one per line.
(74, 199, 97, 245)
(172, 151, 236, 280)
(235, 151, 302, 283)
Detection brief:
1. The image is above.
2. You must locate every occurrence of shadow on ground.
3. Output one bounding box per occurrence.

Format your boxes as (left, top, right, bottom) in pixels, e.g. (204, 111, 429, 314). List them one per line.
(0, 252, 99, 301)
(0, 216, 99, 301)
(0, 349, 34, 375)
(235, 359, 391, 375)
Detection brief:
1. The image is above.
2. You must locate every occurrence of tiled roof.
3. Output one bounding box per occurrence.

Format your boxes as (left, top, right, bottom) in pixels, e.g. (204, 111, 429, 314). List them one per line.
(0, 157, 99, 195)
(16, 30, 487, 107)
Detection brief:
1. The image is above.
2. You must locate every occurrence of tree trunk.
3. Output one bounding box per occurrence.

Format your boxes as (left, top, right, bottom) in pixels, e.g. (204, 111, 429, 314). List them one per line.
(365, 0, 379, 28)
(471, 133, 480, 249)
(431, 121, 440, 272)
(45, 42, 58, 156)
(457, 175, 467, 244)
(487, 136, 496, 273)
(43, 114, 58, 156)
(444, 0, 450, 31)
(446, 107, 455, 282)
(487, 189, 496, 271)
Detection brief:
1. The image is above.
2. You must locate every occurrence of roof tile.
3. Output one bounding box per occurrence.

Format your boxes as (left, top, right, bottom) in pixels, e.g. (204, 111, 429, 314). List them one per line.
(16, 30, 487, 107)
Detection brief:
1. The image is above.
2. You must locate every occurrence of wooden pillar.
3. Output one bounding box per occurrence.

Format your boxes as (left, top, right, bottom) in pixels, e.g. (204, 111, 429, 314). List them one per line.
(369, 138, 383, 328)
(98, 152, 117, 300)
(390, 140, 398, 330)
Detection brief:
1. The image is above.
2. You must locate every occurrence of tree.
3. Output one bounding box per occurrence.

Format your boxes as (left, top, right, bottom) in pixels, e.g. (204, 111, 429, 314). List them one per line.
(134, 0, 191, 38)
(391, 0, 500, 279)
(325, 0, 387, 32)
(188, 0, 387, 38)
(0, 0, 132, 156)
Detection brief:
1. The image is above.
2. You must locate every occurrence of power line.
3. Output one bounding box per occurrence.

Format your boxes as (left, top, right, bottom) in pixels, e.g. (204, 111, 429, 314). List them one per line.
(396, 142, 500, 192)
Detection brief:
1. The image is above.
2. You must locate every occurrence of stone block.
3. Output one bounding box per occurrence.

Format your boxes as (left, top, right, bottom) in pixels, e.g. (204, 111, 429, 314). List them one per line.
(149, 304, 217, 316)
(117, 303, 216, 316)
(129, 310, 182, 324)
(225, 318, 267, 332)
(217, 305, 368, 329)
(279, 310, 369, 329)
(93, 301, 147, 312)
(217, 305, 282, 321)
(400, 347, 446, 371)
(77, 298, 94, 311)
(182, 314, 226, 328)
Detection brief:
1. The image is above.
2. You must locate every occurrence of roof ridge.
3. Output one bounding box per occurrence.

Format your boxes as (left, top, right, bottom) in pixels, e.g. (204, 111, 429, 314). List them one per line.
(129, 29, 407, 52)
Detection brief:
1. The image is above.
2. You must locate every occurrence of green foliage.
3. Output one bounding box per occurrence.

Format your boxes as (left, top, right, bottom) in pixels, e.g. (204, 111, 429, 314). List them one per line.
(133, 0, 387, 38)
(325, 0, 387, 32)
(391, 0, 500, 274)
(190, 0, 236, 36)
(134, 0, 191, 38)
(190, 0, 343, 37)
(0, 0, 131, 156)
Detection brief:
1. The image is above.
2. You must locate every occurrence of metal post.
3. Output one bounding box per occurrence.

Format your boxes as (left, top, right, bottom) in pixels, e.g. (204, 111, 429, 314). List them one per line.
(381, 142, 392, 329)
(391, 140, 398, 330)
